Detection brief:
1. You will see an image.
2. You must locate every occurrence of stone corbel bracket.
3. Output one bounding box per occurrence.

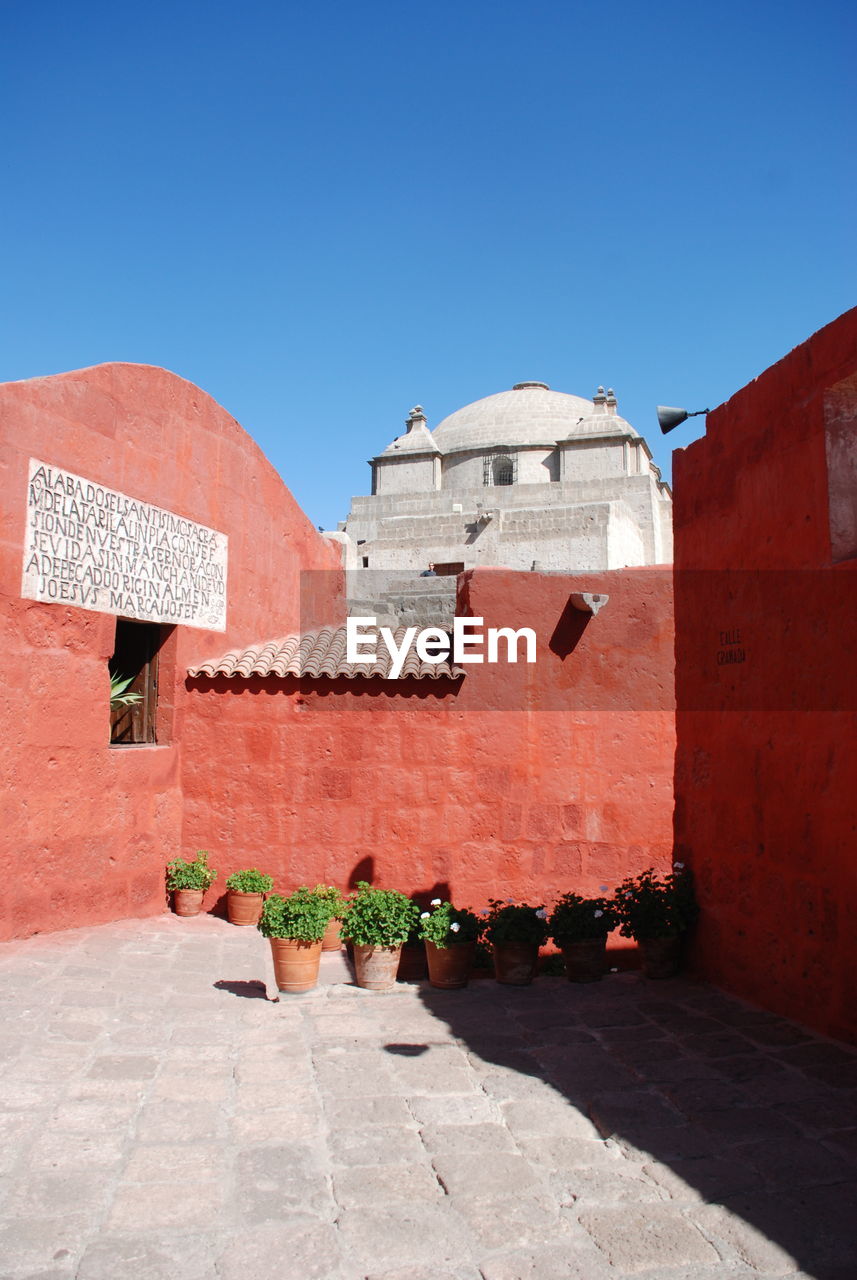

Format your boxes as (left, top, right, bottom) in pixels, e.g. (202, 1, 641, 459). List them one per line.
(569, 592, 609, 616)
(474, 504, 498, 525)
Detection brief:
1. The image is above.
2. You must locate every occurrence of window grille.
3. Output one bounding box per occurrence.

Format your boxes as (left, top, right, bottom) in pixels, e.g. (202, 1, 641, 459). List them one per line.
(483, 453, 516, 486)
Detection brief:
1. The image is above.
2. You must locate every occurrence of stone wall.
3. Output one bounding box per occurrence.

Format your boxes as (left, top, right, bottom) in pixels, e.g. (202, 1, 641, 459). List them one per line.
(345, 473, 671, 576)
(673, 306, 857, 1042)
(182, 567, 676, 912)
(0, 364, 344, 940)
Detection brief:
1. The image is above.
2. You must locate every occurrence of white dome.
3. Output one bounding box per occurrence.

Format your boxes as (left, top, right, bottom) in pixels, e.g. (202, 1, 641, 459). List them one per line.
(431, 382, 636, 453)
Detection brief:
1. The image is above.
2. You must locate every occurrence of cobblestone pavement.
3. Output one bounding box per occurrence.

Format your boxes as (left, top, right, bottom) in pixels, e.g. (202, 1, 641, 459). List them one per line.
(1, 915, 856, 1280)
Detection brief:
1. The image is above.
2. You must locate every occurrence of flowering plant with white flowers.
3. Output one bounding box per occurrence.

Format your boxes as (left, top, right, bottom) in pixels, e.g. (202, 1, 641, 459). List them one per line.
(418, 900, 482, 949)
(614, 864, 698, 941)
(548, 892, 618, 943)
(484, 899, 549, 946)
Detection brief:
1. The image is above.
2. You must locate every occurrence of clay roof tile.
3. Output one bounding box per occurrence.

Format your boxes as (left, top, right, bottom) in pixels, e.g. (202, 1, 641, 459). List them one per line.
(188, 625, 464, 682)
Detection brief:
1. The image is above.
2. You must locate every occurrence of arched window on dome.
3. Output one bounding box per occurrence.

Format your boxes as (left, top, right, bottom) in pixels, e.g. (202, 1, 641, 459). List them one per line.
(484, 453, 516, 486)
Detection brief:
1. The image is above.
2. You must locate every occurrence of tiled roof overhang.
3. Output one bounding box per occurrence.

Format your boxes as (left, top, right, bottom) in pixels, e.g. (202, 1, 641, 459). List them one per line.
(187, 626, 465, 681)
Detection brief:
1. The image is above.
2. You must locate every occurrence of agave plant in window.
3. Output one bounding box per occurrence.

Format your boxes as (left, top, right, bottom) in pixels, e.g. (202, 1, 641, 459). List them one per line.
(109, 672, 142, 709)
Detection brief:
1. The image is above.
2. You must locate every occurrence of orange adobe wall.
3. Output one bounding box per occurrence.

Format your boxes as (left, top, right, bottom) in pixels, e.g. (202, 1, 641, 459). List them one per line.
(673, 307, 857, 1042)
(181, 566, 675, 914)
(0, 363, 343, 940)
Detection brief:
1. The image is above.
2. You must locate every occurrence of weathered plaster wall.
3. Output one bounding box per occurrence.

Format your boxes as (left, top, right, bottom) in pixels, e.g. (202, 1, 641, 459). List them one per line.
(673, 307, 857, 1042)
(0, 363, 343, 939)
(182, 567, 675, 911)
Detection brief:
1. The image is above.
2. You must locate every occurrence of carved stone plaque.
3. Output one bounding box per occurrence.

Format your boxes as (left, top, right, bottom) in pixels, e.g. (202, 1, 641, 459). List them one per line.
(22, 459, 228, 631)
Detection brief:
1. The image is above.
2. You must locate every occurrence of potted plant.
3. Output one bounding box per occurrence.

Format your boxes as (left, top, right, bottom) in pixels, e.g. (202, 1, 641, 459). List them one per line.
(257, 886, 335, 994)
(165, 850, 217, 917)
(484, 899, 549, 985)
(418, 899, 482, 989)
(614, 863, 698, 978)
(549, 892, 618, 982)
(225, 868, 274, 926)
(340, 881, 419, 991)
(312, 884, 348, 950)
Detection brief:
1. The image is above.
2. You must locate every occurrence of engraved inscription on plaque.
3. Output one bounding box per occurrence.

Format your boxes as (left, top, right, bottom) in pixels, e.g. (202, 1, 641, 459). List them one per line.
(22, 460, 228, 631)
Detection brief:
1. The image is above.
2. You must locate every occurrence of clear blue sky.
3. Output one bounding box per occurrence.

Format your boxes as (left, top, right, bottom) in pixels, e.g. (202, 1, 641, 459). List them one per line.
(2, 1, 854, 529)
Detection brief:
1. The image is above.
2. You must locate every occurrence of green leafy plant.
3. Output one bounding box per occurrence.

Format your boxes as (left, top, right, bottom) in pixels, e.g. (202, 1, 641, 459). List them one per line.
(311, 884, 347, 918)
(484, 899, 549, 946)
(614, 864, 698, 941)
(165, 850, 217, 892)
(404, 898, 425, 948)
(418, 899, 482, 948)
(110, 672, 142, 709)
(549, 892, 617, 944)
(226, 868, 274, 893)
(257, 887, 335, 941)
(340, 881, 419, 947)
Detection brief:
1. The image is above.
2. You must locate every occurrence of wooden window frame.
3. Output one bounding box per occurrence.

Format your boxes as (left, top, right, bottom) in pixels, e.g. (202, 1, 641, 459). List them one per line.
(109, 619, 166, 746)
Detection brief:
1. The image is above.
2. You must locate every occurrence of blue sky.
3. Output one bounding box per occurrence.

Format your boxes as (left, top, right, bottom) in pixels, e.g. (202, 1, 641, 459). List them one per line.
(2, 1, 854, 529)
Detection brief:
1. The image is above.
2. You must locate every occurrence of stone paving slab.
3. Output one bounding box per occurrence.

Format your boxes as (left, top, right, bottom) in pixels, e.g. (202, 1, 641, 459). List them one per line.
(1, 914, 856, 1279)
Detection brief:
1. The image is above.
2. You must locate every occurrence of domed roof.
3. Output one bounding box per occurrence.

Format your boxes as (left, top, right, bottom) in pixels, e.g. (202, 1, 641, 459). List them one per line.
(431, 382, 637, 452)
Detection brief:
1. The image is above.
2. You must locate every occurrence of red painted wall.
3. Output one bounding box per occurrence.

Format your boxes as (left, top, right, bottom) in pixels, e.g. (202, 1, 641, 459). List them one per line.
(182, 567, 675, 914)
(0, 364, 343, 940)
(673, 308, 857, 1042)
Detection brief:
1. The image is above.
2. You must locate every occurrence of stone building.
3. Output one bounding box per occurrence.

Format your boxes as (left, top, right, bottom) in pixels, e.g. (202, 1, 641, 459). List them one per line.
(342, 380, 673, 576)
(338, 379, 672, 626)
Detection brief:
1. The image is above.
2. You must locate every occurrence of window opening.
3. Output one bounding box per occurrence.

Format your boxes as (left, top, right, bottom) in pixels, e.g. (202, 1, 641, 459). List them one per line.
(483, 453, 516, 486)
(109, 620, 164, 745)
(432, 562, 464, 576)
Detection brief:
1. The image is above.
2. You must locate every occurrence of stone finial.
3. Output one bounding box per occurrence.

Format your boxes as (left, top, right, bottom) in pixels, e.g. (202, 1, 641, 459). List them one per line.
(605, 388, 617, 414)
(593, 386, 607, 413)
(405, 405, 427, 430)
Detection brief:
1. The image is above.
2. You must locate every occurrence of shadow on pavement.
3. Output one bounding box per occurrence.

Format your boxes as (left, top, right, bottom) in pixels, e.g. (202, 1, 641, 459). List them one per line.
(413, 971, 857, 1279)
(213, 978, 271, 1000)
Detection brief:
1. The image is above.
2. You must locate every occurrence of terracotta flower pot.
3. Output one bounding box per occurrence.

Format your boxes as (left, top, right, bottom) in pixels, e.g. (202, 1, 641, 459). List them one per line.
(269, 937, 323, 994)
(639, 934, 682, 979)
(227, 890, 265, 926)
(492, 941, 540, 986)
(173, 889, 204, 917)
(560, 936, 608, 983)
(425, 940, 475, 989)
(353, 943, 403, 991)
(321, 917, 343, 951)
